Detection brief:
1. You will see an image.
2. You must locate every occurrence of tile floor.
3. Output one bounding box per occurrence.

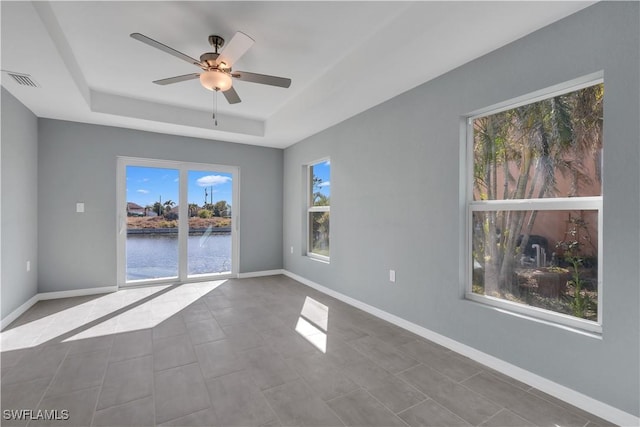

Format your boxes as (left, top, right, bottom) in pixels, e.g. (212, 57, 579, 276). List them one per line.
(1, 275, 614, 426)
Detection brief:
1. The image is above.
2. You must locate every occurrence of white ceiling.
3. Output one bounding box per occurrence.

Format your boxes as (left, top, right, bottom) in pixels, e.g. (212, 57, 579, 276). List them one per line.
(1, 1, 594, 149)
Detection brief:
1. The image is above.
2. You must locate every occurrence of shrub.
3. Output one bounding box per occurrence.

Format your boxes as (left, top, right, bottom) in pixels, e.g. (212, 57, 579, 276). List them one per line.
(198, 209, 212, 219)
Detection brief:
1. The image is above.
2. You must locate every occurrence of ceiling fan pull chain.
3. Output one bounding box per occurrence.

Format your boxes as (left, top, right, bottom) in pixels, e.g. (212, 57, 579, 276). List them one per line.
(212, 89, 218, 126)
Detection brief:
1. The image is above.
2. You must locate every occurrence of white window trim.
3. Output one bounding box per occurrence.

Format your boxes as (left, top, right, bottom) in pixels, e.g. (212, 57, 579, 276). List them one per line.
(306, 158, 330, 262)
(464, 75, 604, 334)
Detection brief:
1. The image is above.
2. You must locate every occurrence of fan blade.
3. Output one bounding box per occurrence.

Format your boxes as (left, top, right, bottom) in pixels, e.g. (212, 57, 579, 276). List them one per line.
(153, 73, 201, 85)
(232, 71, 291, 88)
(131, 33, 204, 68)
(216, 31, 254, 67)
(222, 86, 241, 104)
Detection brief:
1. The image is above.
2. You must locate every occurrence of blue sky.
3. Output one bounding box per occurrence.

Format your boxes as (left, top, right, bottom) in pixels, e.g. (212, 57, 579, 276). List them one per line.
(312, 160, 330, 198)
(126, 166, 233, 207)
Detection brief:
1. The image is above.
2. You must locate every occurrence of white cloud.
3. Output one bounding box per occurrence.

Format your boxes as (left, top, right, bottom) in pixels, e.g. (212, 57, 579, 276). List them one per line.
(318, 181, 330, 187)
(137, 189, 150, 194)
(196, 175, 232, 187)
(324, 160, 330, 166)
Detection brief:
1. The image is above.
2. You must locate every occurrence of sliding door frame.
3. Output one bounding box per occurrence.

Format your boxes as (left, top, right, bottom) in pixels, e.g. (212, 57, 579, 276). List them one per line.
(116, 156, 240, 288)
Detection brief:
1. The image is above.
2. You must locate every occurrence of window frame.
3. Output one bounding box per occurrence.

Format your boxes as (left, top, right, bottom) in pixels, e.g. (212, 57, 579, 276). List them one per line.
(306, 158, 330, 262)
(464, 75, 604, 334)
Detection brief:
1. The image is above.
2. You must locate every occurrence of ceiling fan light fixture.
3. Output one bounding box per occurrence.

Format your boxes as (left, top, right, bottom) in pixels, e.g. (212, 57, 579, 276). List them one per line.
(200, 70, 232, 91)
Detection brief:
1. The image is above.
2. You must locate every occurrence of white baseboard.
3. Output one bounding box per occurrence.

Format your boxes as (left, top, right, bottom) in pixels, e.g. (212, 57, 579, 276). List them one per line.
(1, 294, 39, 331)
(1, 286, 118, 331)
(237, 269, 284, 279)
(283, 270, 639, 427)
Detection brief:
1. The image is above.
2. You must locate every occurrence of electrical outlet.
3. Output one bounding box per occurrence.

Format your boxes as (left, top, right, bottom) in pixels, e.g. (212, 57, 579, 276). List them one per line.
(290, 246, 294, 254)
(26, 260, 31, 272)
(389, 269, 396, 283)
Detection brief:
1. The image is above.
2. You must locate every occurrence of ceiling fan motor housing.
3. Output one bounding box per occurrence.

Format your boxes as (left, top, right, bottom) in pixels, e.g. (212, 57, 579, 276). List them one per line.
(200, 52, 221, 68)
(208, 35, 225, 51)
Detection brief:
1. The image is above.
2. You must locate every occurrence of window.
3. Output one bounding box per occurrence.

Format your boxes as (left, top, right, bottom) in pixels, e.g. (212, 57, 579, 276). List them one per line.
(466, 79, 603, 332)
(307, 159, 330, 260)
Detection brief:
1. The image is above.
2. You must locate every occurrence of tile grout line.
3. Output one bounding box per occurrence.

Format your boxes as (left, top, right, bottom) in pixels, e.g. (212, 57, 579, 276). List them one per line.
(395, 397, 433, 417)
(481, 368, 533, 391)
(187, 306, 220, 426)
(480, 408, 511, 426)
(392, 367, 432, 408)
(324, 385, 413, 427)
(448, 373, 509, 426)
(89, 337, 116, 426)
(381, 359, 506, 425)
(259, 385, 288, 427)
(362, 387, 412, 427)
(468, 370, 593, 426)
(459, 369, 484, 384)
(25, 343, 72, 427)
(397, 397, 473, 427)
(320, 386, 360, 427)
(524, 386, 598, 425)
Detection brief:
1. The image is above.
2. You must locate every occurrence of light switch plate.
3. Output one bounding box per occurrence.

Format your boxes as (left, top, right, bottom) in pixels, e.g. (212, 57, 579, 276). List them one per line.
(76, 202, 85, 213)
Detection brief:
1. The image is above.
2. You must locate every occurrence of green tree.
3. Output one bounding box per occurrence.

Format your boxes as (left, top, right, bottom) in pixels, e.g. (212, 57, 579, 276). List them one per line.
(152, 201, 164, 216)
(213, 200, 229, 217)
(198, 209, 212, 219)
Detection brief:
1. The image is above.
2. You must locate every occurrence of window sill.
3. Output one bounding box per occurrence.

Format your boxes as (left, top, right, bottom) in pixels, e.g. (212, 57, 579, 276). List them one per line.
(465, 292, 602, 337)
(307, 254, 330, 264)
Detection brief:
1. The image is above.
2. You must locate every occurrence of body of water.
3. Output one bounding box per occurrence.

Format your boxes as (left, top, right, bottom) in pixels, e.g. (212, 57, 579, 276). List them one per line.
(126, 233, 231, 280)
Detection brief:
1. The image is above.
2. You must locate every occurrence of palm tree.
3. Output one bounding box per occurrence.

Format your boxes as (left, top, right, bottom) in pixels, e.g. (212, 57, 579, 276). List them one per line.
(188, 203, 199, 217)
(163, 200, 175, 211)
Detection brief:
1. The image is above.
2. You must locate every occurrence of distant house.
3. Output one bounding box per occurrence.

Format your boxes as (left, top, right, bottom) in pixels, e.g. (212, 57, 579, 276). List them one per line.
(126, 202, 145, 216)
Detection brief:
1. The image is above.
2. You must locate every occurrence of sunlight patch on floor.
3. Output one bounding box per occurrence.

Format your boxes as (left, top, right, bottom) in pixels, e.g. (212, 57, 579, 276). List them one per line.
(295, 296, 328, 353)
(0, 280, 226, 352)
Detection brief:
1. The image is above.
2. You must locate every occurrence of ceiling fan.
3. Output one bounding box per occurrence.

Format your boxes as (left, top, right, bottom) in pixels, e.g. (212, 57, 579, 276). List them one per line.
(130, 31, 291, 105)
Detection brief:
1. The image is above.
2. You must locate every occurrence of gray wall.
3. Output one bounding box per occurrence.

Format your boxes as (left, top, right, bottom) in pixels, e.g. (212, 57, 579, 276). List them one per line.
(283, 2, 639, 416)
(38, 119, 283, 292)
(1, 88, 39, 320)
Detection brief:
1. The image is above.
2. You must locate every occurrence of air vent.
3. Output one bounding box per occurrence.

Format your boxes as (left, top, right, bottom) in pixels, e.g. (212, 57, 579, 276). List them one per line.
(6, 72, 39, 87)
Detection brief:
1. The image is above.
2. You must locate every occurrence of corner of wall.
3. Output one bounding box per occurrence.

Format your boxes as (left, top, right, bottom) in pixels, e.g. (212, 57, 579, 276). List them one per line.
(0, 87, 39, 322)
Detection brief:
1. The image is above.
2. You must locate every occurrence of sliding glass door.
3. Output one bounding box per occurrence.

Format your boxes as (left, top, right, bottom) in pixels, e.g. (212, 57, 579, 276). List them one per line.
(117, 157, 238, 286)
